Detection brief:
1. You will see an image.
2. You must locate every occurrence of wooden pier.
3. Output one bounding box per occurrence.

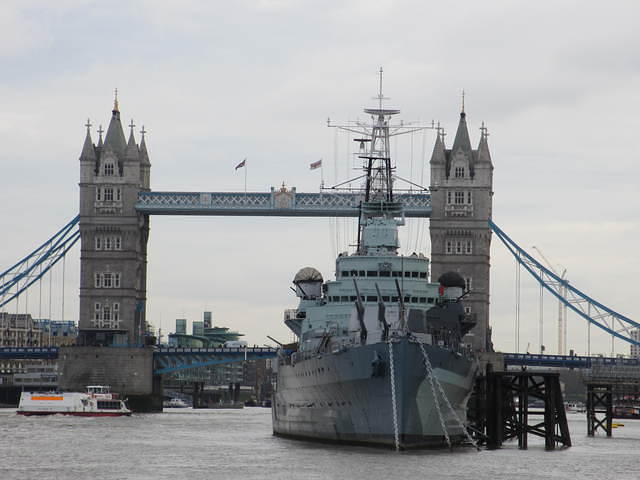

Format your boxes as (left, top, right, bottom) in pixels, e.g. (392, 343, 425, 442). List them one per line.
(469, 367, 571, 450)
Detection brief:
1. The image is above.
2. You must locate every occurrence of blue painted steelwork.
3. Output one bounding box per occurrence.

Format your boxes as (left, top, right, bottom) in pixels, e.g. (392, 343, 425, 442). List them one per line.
(0, 216, 80, 308)
(153, 346, 280, 374)
(503, 352, 640, 369)
(490, 220, 640, 347)
(135, 190, 432, 217)
(0, 347, 59, 359)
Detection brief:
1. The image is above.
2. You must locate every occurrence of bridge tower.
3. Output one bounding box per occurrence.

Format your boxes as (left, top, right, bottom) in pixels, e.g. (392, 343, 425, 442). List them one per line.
(77, 96, 151, 346)
(429, 108, 494, 351)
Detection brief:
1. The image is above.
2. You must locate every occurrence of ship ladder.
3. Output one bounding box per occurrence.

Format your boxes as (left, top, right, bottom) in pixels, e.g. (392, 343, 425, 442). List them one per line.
(416, 340, 479, 451)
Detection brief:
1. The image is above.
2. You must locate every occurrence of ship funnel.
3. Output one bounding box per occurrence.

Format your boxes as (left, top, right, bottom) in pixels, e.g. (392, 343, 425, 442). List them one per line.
(293, 267, 323, 299)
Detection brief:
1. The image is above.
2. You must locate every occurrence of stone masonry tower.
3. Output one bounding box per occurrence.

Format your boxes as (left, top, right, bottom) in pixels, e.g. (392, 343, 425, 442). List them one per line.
(429, 108, 493, 351)
(78, 96, 151, 346)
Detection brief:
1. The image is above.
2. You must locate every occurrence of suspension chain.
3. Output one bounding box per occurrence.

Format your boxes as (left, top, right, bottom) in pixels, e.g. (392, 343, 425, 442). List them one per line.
(387, 339, 400, 451)
(417, 341, 479, 450)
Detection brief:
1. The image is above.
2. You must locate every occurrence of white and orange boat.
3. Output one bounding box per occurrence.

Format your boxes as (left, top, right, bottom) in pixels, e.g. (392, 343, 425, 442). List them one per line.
(17, 385, 131, 416)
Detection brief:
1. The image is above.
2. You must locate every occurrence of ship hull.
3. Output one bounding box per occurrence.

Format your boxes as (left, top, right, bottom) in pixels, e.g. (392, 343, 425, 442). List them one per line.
(272, 339, 477, 449)
(17, 411, 131, 417)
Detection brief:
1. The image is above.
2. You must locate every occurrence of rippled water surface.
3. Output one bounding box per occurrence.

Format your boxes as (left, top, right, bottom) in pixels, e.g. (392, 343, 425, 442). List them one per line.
(1, 408, 640, 480)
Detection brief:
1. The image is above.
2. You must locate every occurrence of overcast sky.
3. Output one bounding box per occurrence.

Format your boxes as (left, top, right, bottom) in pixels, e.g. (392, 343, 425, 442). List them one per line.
(1, 0, 639, 355)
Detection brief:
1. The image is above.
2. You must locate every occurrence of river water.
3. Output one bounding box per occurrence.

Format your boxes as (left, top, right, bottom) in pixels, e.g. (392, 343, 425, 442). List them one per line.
(1, 407, 639, 480)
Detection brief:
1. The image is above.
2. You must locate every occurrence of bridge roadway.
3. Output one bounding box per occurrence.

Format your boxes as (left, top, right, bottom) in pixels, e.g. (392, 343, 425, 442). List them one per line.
(135, 190, 432, 217)
(503, 353, 640, 369)
(3, 347, 639, 373)
(153, 346, 281, 375)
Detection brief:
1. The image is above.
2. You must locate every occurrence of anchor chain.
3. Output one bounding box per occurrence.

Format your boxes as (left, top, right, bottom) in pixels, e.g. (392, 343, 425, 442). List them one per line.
(421, 343, 452, 449)
(387, 339, 401, 451)
(417, 340, 479, 450)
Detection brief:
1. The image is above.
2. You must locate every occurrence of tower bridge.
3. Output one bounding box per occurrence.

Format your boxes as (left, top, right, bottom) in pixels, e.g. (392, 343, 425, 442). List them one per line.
(72, 97, 493, 352)
(2, 94, 639, 411)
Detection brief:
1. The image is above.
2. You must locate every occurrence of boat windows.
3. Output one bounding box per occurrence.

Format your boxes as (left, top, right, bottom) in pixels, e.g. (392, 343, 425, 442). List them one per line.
(404, 272, 411, 278)
(404, 296, 410, 303)
(428, 297, 435, 304)
(366, 296, 377, 302)
(411, 272, 419, 278)
(391, 296, 399, 302)
(379, 271, 390, 277)
(419, 297, 427, 303)
(97, 401, 121, 410)
(366, 271, 378, 277)
(350, 270, 358, 276)
(419, 272, 427, 279)
(411, 297, 418, 303)
(382, 296, 390, 302)
(392, 272, 400, 277)
(350, 296, 357, 301)
(340, 296, 349, 302)
(341, 271, 349, 277)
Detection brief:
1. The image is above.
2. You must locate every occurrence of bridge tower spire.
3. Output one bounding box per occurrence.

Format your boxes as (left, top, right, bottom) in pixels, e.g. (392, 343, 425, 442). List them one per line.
(78, 95, 150, 346)
(429, 106, 494, 352)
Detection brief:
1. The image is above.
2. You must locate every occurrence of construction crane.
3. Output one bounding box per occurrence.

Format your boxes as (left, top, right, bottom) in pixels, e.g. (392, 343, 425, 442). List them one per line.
(532, 246, 568, 355)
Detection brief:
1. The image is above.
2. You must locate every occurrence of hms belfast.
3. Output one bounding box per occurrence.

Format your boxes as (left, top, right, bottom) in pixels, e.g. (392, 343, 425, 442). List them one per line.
(272, 76, 480, 449)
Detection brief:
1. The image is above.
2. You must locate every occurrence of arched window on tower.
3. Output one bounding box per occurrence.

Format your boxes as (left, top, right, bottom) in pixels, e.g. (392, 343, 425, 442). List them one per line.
(104, 162, 115, 176)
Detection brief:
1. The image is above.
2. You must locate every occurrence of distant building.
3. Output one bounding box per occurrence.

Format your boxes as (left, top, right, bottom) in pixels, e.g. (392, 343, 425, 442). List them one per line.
(175, 319, 187, 335)
(631, 329, 640, 358)
(203, 311, 212, 329)
(0, 314, 73, 387)
(168, 311, 243, 348)
(0, 313, 43, 347)
(192, 321, 204, 337)
(35, 320, 78, 347)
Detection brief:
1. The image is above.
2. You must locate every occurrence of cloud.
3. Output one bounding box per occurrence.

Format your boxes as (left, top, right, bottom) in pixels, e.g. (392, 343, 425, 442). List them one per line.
(1, 0, 640, 355)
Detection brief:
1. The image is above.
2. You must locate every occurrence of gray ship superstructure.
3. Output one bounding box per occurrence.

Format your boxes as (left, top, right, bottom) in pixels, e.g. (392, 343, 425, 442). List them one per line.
(272, 78, 479, 449)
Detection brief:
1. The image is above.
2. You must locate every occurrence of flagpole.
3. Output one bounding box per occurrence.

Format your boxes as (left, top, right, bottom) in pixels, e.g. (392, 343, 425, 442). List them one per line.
(320, 161, 324, 189)
(244, 160, 247, 199)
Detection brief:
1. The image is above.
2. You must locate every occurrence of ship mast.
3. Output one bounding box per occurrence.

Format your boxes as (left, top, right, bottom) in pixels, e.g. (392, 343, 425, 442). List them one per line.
(327, 68, 433, 254)
(361, 67, 398, 205)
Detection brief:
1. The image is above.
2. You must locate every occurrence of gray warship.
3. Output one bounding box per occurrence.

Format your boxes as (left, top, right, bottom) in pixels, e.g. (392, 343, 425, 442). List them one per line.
(272, 79, 478, 449)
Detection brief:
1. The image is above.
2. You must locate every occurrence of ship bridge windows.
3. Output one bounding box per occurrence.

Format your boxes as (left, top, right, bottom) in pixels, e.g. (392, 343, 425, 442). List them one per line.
(366, 296, 377, 302)
(342, 268, 425, 279)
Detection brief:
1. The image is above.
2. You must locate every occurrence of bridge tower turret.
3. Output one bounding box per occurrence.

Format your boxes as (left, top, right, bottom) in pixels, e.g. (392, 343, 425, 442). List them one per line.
(77, 96, 150, 346)
(429, 107, 494, 351)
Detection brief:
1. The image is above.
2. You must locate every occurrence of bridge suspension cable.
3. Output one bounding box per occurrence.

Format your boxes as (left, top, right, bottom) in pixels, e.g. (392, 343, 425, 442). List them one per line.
(0, 215, 80, 309)
(490, 220, 640, 348)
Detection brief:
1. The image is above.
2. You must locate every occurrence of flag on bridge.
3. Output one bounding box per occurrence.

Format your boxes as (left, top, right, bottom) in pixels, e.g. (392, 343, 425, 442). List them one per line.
(310, 159, 322, 170)
(235, 158, 246, 170)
